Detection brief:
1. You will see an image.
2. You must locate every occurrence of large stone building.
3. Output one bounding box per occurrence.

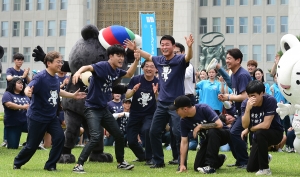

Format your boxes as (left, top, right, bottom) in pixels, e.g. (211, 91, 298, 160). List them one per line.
(0, 0, 299, 92)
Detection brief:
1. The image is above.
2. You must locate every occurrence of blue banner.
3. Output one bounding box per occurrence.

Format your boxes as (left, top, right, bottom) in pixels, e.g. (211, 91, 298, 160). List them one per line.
(140, 13, 157, 64)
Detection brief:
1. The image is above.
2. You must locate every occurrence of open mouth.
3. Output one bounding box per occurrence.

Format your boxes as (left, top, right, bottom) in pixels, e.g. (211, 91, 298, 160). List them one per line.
(283, 90, 292, 96)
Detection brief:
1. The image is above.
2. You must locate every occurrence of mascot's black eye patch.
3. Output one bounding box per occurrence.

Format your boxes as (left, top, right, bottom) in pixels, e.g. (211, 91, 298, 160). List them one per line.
(284, 42, 290, 51)
(296, 80, 300, 85)
(296, 72, 300, 75)
(278, 65, 280, 68)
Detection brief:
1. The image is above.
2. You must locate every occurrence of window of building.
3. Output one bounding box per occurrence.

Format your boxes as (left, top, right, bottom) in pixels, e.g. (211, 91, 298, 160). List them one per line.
(60, 20, 66, 36)
(61, 0, 67, 10)
(37, 0, 44, 10)
(267, 0, 276, 5)
(253, 45, 261, 61)
(253, 0, 262, 5)
(24, 21, 32, 36)
(253, 17, 262, 33)
(86, 20, 90, 25)
(2, 0, 9, 11)
(59, 47, 65, 59)
(213, 0, 221, 6)
(199, 18, 207, 34)
(25, 0, 32, 10)
(266, 73, 274, 84)
(36, 21, 44, 36)
(1, 21, 8, 37)
(13, 0, 21, 11)
(280, 16, 288, 33)
(266, 45, 275, 62)
(226, 0, 234, 5)
(0, 74, 7, 89)
(13, 21, 20, 37)
(281, 0, 288, 4)
(48, 20, 56, 36)
(225, 45, 234, 52)
(23, 47, 31, 62)
(12, 48, 19, 60)
(49, 0, 56, 10)
(212, 17, 221, 32)
(267, 16, 275, 33)
(47, 47, 55, 53)
(240, 0, 248, 5)
(239, 17, 248, 33)
(226, 17, 234, 33)
(87, 0, 91, 9)
(239, 45, 248, 61)
(2, 47, 7, 62)
(200, 0, 208, 6)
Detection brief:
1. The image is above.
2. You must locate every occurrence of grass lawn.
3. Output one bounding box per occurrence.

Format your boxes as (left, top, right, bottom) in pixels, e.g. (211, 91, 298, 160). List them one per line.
(0, 122, 300, 177)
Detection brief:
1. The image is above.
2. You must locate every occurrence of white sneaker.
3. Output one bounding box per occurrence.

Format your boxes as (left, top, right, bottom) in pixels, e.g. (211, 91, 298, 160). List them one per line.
(268, 154, 272, 163)
(256, 168, 272, 175)
(206, 58, 218, 71)
(277, 148, 283, 152)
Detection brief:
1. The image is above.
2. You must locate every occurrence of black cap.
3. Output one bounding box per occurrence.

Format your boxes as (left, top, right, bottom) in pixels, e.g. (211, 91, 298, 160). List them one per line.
(123, 98, 132, 103)
(169, 95, 192, 110)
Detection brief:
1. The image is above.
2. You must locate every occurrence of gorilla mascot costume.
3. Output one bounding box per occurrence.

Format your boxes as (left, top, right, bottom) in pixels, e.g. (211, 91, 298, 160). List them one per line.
(32, 24, 140, 163)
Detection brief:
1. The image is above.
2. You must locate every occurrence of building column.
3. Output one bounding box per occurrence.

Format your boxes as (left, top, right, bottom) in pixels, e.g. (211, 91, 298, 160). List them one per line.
(288, 0, 300, 35)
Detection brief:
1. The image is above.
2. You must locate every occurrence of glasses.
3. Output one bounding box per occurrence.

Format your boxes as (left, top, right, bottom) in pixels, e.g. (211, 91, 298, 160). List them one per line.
(55, 60, 64, 65)
(174, 51, 181, 54)
(144, 65, 155, 69)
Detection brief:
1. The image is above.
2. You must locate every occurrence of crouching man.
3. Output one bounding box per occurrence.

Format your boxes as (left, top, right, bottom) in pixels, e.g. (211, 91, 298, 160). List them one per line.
(170, 95, 230, 174)
(241, 80, 283, 175)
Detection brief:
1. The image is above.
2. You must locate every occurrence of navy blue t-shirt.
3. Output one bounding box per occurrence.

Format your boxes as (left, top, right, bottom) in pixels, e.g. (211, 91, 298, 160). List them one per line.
(152, 54, 186, 102)
(181, 104, 228, 143)
(241, 94, 283, 132)
(231, 67, 251, 115)
(2, 92, 30, 126)
(85, 61, 127, 109)
(107, 100, 123, 113)
(26, 70, 60, 123)
(127, 75, 158, 115)
(58, 75, 68, 90)
(6, 67, 28, 87)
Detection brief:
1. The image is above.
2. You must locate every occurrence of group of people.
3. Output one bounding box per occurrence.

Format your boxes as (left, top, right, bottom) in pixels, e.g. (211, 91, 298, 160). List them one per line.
(1, 33, 292, 176)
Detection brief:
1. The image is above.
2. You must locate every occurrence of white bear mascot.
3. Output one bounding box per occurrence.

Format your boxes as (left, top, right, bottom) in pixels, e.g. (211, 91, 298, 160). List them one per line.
(276, 34, 300, 153)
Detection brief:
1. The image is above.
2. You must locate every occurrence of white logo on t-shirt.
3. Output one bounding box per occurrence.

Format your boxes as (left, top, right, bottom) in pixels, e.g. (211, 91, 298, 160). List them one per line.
(48, 90, 58, 107)
(137, 92, 152, 107)
(161, 65, 171, 82)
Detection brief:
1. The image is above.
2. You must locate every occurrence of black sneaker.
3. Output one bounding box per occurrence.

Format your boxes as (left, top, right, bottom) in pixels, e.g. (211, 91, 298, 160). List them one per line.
(117, 161, 134, 170)
(150, 163, 165, 168)
(73, 164, 86, 173)
(145, 160, 154, 166)
(44, 167, 57, 171)
(197, 166, 216, 174)
(236, 164, 247, 169)
(227, 163, 238, 167)
(13, 165, 21, 170)
(168, 159, 178, 165)
(132, 158, 145, 162)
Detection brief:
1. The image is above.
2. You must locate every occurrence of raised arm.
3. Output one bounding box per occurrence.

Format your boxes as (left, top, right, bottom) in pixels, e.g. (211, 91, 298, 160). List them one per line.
(184, 34, 194, 62)
(124, 39, 152, 61)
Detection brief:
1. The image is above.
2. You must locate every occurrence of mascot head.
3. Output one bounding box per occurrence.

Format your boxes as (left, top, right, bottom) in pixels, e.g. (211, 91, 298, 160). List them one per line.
(277, 34, 300, 105)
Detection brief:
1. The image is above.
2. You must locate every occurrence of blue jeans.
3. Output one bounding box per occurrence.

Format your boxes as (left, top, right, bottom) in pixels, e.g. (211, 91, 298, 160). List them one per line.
(220, 143, 230, 152)
(127, 114, 153, 160)
(104, 136, 115, 146)
(229, 115, 248, 166)
(77, 107, 124, 165)
(6, 123, 28, 149)
(286, 129, 295, 148)
(150, 101, 181, 165)
(189, 139, 198, 150)
(14, 118, 64, 169)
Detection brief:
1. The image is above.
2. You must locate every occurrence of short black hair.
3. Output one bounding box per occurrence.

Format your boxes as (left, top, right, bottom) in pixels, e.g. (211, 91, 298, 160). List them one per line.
(6, 77, 25, 95)
(44, 51, 61, 68)
(107, 44, 126, 58)
(160, 35, 175, 45)
(13, 53, 24, 60)
(226, 48, 243, 64)
(246, 80, 265, 95)
(253, 68, 265, 82)
(175, 42, 185, 52)
(141, 60, 154, 69)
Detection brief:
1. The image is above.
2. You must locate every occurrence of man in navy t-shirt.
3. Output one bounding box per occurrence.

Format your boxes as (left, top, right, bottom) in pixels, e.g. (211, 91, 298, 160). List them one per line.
(169, 95, 230, 174)
(71, 44, 140, 173)
(241, 80, 283, 175)
(125, 34, 194, 169)
(125, 60, 159, 165)
(13, 51, 86, 171)
(218, 48, 251, 168)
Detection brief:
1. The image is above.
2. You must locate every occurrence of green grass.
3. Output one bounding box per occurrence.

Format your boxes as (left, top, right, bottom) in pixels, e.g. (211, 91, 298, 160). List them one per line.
(0, 122, 300, 177)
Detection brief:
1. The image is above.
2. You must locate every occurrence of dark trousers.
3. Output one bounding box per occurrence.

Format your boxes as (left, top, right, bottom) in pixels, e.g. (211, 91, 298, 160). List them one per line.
(14, 118, 64, 169)
(127, 114, 153, 160)
(247, 129, 283, 172)
(194, 128, 230, 171)
(169, 128, 178, 160)
(6, 123, 28, 149)
(286, 129, 295, 148)
(229, 116, 249, 166)
(77, 108, 124, 165)
(150, 101, 181, 165)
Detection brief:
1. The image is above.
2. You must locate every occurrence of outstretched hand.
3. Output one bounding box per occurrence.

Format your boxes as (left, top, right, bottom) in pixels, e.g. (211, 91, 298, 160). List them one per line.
(133, 83, 141, 92)
(176, 165, 187, 173)
(73, 89, 87, 100)
(185, 34, 194, 48)
(26, 86, 34, 97)
(72, 72, 81, 85)
(152, 83, 158, 94)
(124, 39, 137, 51)
(32, 46, 46, 62)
